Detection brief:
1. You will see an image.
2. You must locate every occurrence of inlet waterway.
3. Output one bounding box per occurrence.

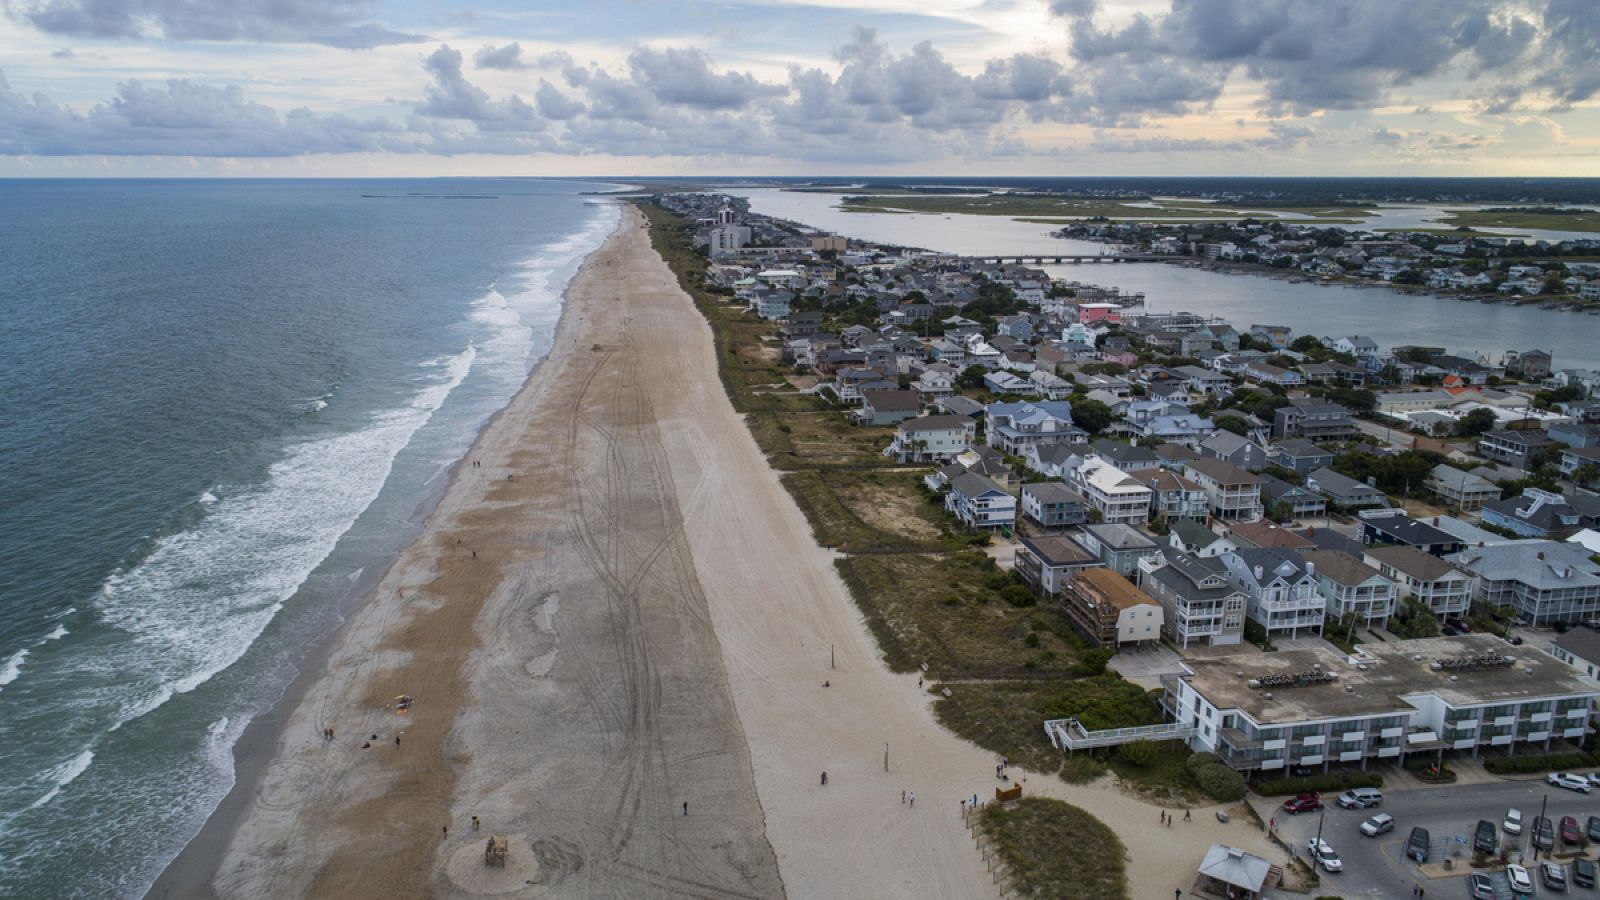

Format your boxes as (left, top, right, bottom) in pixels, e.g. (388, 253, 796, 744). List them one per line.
(729, 187, 1600, 372)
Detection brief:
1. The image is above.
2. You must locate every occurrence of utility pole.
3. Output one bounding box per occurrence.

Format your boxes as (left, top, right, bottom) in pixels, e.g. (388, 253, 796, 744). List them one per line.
(1539, 793, 1549, 861)
(883, 743, 889, 773)
(1313, 808, 1326, 871)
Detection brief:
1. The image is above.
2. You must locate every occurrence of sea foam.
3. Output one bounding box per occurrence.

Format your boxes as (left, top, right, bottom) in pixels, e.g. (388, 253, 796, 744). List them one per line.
(93, 344, 477, 731)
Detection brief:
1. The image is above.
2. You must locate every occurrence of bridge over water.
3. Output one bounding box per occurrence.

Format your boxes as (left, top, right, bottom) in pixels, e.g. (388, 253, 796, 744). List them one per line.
(974, 253, 1168, 265)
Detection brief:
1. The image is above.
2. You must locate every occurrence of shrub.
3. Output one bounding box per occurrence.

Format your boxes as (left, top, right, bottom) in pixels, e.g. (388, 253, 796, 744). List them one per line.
(1001, 584, 1037, 608)
(1484, 750, 1600, 775)
(1255, 772, 1382, 797)
(1186, 752, 1223, 774)
(1194, 764, 1247, 802)
(1119, 740, 1158, 767)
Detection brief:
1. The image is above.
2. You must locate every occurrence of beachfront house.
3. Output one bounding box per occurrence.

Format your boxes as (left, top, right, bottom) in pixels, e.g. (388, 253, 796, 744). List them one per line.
(884, 414, 976, 463)
(1014, 535, 1099, 598)
(944, 472, 1016, 531)
(1062, 567, 1164, 648)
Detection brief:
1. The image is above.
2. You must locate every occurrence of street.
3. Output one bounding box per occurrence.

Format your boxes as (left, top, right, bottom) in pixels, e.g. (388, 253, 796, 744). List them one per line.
(1270, 779, 1600, 897)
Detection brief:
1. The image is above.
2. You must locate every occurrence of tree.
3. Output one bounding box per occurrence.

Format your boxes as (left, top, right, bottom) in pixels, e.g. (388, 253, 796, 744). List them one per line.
(957, 364, 989, 390)
(1454, 407, 1498, 437)
(1576, 464, 1600, 488)
(1290, 335, 1323, 353)
(1216, 415, 1250, 436)
(1072, 398, 1114, 435)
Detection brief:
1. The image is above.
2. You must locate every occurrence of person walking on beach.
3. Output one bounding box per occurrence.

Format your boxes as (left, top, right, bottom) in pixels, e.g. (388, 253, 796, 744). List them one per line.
(901, 790, 906, 805)
(1184, 808, 1191, 822)
(472, 816, 480, 831)
(820, 771, 827, 786)
(682, 802, 688, 816)
(395, 735, 401, 747)
(908, 792, 914, 808)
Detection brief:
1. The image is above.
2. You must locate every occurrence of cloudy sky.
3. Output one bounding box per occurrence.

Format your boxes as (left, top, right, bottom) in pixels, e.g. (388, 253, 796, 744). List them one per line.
(1, 0, 1597, 176)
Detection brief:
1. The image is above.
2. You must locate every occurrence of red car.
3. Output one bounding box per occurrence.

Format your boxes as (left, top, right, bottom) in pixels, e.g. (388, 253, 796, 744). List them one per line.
(1283, 793, 1322, 814)
(1562, 815, 1584, 845)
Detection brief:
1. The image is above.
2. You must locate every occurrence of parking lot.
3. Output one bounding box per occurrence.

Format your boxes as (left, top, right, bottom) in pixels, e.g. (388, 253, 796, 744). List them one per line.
(1268, 778, 1600, 897)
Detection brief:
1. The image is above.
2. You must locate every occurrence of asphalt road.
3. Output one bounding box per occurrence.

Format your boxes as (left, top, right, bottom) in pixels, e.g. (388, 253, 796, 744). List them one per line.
(1272, 779, 1600, 898)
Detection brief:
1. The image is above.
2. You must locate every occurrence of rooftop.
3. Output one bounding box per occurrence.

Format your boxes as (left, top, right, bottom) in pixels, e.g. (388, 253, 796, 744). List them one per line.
(1182, 634, 1599, 723)
(1364, 543, 1464, 581)
(1185, 457, 1265, 485)
(1082, 522, 1159, 550)
(1073, 567, 1159, 610)
(1301, 549, 1385, 587)
(1020, 535, 1096, 566)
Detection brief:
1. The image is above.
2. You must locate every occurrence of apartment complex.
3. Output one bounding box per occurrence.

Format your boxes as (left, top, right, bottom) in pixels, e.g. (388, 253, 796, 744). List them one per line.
(1166, 635, 1599, 774)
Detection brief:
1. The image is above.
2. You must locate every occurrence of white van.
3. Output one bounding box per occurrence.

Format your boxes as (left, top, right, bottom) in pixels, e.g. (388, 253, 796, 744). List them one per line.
(1336, 787, 1383, 809)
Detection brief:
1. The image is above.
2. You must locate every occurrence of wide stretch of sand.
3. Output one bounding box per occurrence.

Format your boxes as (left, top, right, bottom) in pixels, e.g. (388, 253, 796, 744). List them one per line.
(163, 205, 1280, 899)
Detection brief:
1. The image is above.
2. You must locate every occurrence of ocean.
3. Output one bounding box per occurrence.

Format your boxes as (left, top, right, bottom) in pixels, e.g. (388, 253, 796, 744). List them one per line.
(0, 178, 619, 897)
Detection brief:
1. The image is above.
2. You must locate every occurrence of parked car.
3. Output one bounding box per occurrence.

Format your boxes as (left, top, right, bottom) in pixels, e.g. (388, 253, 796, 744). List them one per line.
(1562, 815, 1584, 845)
(1548, 771, 1593, 793)
(1588, 814, 1600, 843)
(1535, 816, 1557, 851)
(1505, 808, 1524, 835)
(1336, 787, 1383, 809)
(1576, 856, 1597, 889)
(1306, 837, 1342, 873)
(1583, 618, 1600, 631)
(1282, 793, 1322, 814)
(1588, 771, 1600, 787)
(1544, 861, 1569, 891)
(1359, 813, 1395, 837)
(1469, 871, 1496, 900)
(1474, 819, 1498, 854)
(1407, 826, 1430, 863)
(1508, 863, 1534, 893)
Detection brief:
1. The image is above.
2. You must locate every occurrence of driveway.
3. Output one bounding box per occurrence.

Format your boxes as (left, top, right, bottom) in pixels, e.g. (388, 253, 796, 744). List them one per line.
(1108, 642, 1184, 688)
(1264, 778, 1600, 897)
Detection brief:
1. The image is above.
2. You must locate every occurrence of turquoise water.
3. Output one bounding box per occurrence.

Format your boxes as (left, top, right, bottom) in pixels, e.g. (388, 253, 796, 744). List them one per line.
(0, 179, 618, 896)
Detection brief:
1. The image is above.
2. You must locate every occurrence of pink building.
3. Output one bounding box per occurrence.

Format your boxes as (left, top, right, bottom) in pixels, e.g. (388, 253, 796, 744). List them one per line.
(1076, 302, 1122, 324)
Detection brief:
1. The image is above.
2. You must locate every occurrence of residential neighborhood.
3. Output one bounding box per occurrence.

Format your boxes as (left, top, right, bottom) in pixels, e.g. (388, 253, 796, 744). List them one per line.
(661, 191, 1600, 893)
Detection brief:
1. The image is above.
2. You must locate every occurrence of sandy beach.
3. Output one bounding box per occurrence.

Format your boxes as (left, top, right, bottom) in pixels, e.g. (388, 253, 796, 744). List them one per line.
(155, 204, 1281, 899)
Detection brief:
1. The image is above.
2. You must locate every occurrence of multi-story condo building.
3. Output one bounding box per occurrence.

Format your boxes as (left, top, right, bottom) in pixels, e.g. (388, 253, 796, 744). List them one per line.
(1220, 548, 1325, 637)
(1071, 457, 1152, 525)
(1302, 549, 1396, 629)
(1453, 540, 1600, 625)
(1363, 544, 1473, 620)
(1141, 552, 1248, 648)
(1183, 458, 1265, 522)
(1163, 635, 1598, 774)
